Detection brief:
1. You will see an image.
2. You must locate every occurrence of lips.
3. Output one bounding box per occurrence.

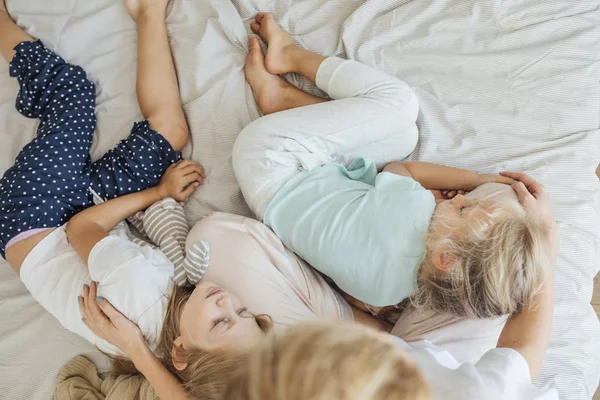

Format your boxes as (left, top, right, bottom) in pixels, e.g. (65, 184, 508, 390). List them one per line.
(206, 287, 223, 299)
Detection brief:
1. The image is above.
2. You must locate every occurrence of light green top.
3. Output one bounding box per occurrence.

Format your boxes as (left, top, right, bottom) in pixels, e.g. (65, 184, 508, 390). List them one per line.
(264, 158, 436, 307)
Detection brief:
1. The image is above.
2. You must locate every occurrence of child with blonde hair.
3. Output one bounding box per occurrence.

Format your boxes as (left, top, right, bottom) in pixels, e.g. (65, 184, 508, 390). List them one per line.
(0, 2, 269, 399)
(224, 321, 430, 400)
(80, 171, 558, 400)
(233, 13, 549, 319)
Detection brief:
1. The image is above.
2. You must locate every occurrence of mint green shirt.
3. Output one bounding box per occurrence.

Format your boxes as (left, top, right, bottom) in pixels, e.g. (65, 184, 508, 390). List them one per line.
(264, 158, 436, 307)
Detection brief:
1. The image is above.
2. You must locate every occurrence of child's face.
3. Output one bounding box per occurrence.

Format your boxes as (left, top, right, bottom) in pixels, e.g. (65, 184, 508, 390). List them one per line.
(433, 183, 520, 232)
(178, 280, 265, 353)
(432, 194, 479, 232)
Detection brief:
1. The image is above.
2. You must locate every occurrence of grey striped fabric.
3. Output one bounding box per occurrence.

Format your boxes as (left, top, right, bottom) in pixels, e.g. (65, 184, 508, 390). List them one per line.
(0, 1, 598, 399)
(127, 198, 210, 286)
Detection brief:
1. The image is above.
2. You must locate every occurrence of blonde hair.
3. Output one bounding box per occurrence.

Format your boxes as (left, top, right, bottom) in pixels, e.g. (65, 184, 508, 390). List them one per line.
(223, 321, 430, 400)
(111, 285, 272, 400)
(415, 199, 549, 318)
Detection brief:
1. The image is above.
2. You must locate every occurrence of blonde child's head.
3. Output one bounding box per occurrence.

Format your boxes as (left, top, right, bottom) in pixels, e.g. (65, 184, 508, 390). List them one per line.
(415, 183, 549, 319)
(223, 321, 430, 400)
(112, 282, 272, 400)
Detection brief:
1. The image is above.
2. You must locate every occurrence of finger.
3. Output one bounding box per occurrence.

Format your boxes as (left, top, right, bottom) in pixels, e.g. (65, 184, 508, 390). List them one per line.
(95, 296, 127, 324)
(442, 190, 448, 195)
(511, 181, 535, 205)
(256, 12, 268, 23)
(85, 281, 103, 326)
(457, 190, 465, 195)
(181, 172, 204, 187)
(495, 176, 515, 185)
(79, 295, 89, 321)
(447, 190, 457, 198)
(175, 160, 195, 170)
(87, 282, 109, 326)
(180, 181, 201, 199)
(501, 172, 547, 199)
(251, 22, 260, 34)
(181, 164, 205, 177)
(81, 283, 91, 318)
(500, 171, 539, 188)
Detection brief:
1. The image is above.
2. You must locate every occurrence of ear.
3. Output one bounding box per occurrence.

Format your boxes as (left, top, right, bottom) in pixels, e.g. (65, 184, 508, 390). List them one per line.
(171, 336, 188, 371)
(432, 251, 458, 272)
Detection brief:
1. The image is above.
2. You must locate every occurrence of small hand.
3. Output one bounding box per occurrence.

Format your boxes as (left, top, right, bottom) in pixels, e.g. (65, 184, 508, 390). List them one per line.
(441, 189, 469, 199)
(430, 189, 468, 205)
(157, 160, 204, 202)
(79, 282, 147, 357)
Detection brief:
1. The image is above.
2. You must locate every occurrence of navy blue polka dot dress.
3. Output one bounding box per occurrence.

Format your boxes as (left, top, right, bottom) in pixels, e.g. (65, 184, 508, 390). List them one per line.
(0, 40, 181, 258)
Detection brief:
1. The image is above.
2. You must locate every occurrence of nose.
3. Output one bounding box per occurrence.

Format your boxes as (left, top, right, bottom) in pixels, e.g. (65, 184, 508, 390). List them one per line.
(216, 294, 230, 307)
(216, 294, 241, 319)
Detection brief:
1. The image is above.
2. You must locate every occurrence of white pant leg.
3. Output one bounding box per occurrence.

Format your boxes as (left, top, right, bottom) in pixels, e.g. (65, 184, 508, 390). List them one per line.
(233, 57, 419, 219)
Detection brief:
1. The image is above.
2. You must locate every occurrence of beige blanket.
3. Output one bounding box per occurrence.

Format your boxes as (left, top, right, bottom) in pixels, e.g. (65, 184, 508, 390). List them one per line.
(54, 356, 157, 400)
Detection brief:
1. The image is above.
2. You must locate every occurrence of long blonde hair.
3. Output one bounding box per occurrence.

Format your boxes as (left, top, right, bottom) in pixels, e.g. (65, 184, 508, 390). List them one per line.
(111, 285, 272, 400)
(223, 321, 430, 400)
(415, 199, 549, 318)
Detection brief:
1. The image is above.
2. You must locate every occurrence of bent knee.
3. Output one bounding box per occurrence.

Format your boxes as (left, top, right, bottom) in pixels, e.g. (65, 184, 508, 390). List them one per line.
(148, 115, 189, 151)
(232, 118, 273, 170)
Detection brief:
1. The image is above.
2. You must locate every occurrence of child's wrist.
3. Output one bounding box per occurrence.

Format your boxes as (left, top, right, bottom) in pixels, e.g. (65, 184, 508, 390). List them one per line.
(153, 185, 168, 200)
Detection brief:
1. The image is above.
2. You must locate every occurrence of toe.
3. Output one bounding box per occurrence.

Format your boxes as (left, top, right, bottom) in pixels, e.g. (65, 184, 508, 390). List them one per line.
(248, 37, 264, 59)
(256, 12, 269, 23)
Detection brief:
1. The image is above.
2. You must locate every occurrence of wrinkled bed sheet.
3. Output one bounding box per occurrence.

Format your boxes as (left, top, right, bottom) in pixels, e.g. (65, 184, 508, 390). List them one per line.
(0, 0, 599, 399)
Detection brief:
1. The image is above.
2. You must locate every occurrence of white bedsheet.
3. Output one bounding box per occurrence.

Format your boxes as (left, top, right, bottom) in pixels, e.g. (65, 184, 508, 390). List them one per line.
(0, 0, 598, 399)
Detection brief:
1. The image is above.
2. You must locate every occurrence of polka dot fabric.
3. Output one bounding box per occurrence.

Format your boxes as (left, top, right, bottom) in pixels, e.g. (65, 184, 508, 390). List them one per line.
(0, 41, 181, 258)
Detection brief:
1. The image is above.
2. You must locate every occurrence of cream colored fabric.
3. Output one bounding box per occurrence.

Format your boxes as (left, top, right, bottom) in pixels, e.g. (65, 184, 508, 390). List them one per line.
(54, 356, 157, 400)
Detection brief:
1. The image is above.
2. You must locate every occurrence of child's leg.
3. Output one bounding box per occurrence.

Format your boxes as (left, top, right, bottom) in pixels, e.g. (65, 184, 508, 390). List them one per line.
(233, 13, 419, 219)
(0, 13, 98, 257)
(88, 0, 193, 200)
(0, 6, 34, 62)
(127, 0, 188, 152)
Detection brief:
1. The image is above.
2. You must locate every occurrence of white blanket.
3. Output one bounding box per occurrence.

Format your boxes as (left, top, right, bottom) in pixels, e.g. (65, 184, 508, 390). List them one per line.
(0, 0, 598, 399)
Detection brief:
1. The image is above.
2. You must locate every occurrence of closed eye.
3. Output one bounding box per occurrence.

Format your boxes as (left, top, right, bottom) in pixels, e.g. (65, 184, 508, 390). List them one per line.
(212, 317, 227, 328)
(237, 307, 249, 316)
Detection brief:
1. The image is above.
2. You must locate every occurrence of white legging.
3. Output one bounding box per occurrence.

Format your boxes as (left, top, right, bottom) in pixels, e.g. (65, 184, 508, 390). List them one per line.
(233, 57, 419, 220)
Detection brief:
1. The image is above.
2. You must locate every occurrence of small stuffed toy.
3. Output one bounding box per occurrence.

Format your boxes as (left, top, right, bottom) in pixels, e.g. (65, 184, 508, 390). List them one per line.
(128, 198, 209, 287)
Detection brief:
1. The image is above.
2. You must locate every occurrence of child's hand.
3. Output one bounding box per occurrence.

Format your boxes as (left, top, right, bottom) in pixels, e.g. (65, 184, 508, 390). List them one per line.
(157, 160, 204, 202)
(440, 189, 468, 199)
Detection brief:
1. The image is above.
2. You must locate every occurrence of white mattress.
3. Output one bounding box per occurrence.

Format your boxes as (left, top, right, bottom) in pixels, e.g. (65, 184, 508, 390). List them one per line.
(1, 0, 599, 399)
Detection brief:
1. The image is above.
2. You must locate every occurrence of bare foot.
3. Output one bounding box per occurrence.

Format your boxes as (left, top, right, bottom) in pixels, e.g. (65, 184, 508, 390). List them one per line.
(125, 0, 169, 21)
(245, 37, 295, 115)
(250, 12, 300, 75)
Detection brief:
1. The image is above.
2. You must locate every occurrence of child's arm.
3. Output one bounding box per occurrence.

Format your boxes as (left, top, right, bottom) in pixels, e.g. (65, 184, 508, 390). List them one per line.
(495, 172, 558, 378)
(66, 160, 203, 263)
(80, 282, 191, 400)
(383, 161, 513, 191)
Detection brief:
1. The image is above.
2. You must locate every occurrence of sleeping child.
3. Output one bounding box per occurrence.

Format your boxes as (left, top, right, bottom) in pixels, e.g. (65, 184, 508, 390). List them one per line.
(0, 0, 270, 394)
(233, 13, 550, 318)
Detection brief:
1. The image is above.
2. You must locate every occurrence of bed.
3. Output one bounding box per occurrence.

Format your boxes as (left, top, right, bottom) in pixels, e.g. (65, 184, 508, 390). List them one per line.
(0, 0, 599, 398)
